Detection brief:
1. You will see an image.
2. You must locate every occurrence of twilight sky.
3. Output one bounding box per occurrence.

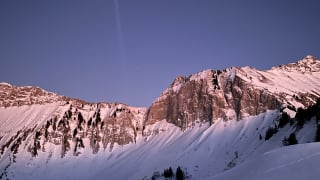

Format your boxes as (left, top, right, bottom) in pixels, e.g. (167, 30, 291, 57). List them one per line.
(0, 0, 320, 107)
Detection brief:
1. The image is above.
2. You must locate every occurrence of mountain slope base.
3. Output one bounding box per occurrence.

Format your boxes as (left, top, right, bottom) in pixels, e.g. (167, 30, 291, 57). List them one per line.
(208, 143, 320, 180)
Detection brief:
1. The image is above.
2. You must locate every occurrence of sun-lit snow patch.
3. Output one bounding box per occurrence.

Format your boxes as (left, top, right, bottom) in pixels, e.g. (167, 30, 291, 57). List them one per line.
(283, 107, 296, 118)
(0, 103, 62, 141)
(229, 67, 237, 82)
(189, 69, 212, 82)
(226, 109, 236, 120)
(0, 82, 12, 87)
(234, 59, 320, 109)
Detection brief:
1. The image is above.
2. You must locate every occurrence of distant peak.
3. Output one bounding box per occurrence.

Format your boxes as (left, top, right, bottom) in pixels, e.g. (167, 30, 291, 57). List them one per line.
(298, 55, 318, 64)
(172, 76, 186, 85)
(0, 82, 66, 107)
(0, 82, 12, 87)
(273, 55, 320, 73)
(304, 55, 316, 59)
(189, 69, 212, 82)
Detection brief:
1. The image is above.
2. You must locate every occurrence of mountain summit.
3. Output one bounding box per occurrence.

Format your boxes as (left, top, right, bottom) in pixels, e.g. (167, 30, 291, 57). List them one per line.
(0, 56, 320, 179)
(145, 56, 320, 129)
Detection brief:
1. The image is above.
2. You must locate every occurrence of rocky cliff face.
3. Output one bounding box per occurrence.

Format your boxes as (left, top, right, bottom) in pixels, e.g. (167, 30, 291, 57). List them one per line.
(0, 84, 145, 159)
(1, 56, 320, 180)
(0, 82, 67, 107)
(1, 56, 319, 161)
(34, 102, 145, 156)
(144, 56, 320, 129)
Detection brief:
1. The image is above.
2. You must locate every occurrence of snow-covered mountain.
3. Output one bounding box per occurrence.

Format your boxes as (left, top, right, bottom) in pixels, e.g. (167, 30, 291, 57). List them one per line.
(0, 82, 67, 107)
(1, 55, 320, 180)
(145, 55, 320, 128)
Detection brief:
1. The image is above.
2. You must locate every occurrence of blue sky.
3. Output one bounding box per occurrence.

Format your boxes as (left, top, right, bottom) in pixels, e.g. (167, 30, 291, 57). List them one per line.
(1, 0, 319, 107)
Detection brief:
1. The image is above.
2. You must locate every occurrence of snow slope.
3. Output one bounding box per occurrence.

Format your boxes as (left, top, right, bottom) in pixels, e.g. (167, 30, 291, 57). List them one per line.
(208, 143, 320, 180)
(1, 56, 320, 179)
(1, 109, 317, 180)
(0, 102, 146, 179)
(235, 56, 320, 108)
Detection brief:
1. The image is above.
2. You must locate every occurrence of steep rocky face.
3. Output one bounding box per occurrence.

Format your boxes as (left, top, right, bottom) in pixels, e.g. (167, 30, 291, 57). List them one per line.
(0, 82, 107, 110)
(0, 82, 69, 107)
(220, 70, 281, 120)
(144, 69, 281, 129)
(1, 55, 319, 161)
(275, 55, 320, 72)
(144, 56, 320, 129)
(0, 100, 147, 179)
(0, 84, 146, 160)
(38, 103, 145, 156)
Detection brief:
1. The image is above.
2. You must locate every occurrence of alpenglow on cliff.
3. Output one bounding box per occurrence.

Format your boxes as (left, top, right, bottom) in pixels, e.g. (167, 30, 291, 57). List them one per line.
(0, 55, 320, 180)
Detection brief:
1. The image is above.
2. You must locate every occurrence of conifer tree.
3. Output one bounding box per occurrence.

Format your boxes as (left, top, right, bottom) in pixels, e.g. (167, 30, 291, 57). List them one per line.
(176, 166, 184, 180)
(288, 133, 298, 145)
(315, 125, 320, 142)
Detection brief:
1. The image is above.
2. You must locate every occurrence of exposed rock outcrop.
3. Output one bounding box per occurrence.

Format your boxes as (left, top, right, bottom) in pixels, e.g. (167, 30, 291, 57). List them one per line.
(145, 56, 320, 129)
(1, 55, 319, 160)
(0, 99, 145, 158)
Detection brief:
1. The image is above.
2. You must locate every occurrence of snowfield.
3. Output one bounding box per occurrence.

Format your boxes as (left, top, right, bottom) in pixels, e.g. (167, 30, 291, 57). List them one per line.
(1, 106, 318, 179)
(1, 56, 320, 179)
(208, 143, 320, 180)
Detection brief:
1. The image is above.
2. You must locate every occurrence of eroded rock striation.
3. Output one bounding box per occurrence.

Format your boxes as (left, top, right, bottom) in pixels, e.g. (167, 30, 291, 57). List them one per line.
(145, 56, 320, 129)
